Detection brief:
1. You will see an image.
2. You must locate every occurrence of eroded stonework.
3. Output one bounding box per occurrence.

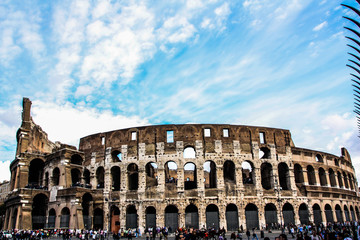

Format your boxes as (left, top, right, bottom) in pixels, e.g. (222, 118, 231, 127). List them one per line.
(4, 98, 360, 231)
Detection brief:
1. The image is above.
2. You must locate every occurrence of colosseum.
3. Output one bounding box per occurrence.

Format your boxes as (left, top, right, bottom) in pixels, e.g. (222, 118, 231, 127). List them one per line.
(3, 98, 360, 231)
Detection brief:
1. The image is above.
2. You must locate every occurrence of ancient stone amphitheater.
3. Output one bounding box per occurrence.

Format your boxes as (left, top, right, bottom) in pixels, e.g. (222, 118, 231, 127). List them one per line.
(4, 98, 360, 231)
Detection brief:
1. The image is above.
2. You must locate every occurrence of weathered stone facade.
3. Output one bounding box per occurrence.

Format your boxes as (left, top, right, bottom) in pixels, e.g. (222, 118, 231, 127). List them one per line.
(3, 98, 360, 231)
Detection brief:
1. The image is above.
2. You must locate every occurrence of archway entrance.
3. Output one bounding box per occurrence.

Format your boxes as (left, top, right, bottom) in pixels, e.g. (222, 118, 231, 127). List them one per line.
(265, 204, 277, 227)
(146, 207, 156, 229)
(126, 205, 138, 229)
(165, 205, 178, 232)
(32, 194, 48, 229)
(185, 204, 199, 229)
(245, 204, 259, 230)
(313, 204, 322, 225)
(282, 203, 295, 226)
(299, 204, 309, 225)
(226, 204, 239, 231)
(206, 204, 219, 230)
(110, 206, 120, 233)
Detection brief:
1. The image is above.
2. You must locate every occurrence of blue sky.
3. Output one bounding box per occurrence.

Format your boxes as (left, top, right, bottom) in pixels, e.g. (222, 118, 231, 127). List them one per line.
(0, 0, 359, 182)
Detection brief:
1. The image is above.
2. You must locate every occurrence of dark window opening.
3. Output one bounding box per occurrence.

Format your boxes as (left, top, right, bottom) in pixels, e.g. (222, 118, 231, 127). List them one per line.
(111, 166, 121, 191)
(204, 161, 216, 188)
(261, 162, 273, 190)
(223, 160, 235, 183)
(146, 162, 158, 188)
(128, 163, 139, 190)
(111, 150, 122, 162)
(96, 167, 105, 189)
(184, 162, 197, 190)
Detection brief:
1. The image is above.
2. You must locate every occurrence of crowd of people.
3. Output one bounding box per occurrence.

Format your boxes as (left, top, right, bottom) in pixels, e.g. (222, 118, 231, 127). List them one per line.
(1, 221, 360, 240)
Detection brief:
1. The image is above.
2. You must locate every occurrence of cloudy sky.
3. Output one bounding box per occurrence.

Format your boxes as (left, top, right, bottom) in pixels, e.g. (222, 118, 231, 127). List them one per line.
(0, 0, 359, 182)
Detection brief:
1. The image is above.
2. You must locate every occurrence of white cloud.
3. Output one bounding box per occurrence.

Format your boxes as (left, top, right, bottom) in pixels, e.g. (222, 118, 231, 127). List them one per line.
(313, 21, 328, 31)
(0, 160, 11, 182)
(158, 15, 197, 44)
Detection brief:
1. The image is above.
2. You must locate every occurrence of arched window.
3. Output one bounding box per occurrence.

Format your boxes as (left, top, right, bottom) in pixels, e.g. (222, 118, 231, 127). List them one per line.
(32, 194, 48, 229)
(259, 147, 270, 159)
(146, 162, 158, 188)
(204, 161, 216, 188)
(83, 168, 91, 188)
(278, 163, 290, 190)
(315, 154, 323, 162)
(343, 172, 349, 188)
(329, 169, 336, 187)
(294, 164, 304, 184)
(184, 162, 197, 190)
(337, 171, 343, 188)
(223, 160, 236, 183)
(28, 158, 44, 187)
(96, 167, 105, 189)
(111, 150, 122, 162)
(70, 154, 83, 165)
(111, 166, 121, 191)
(165, 161, 177, 186)
(307, 165, 316, 185)
(127, 164, 139, 190)
(242, 161, 255, 185)
(52, 167, 60, 186)
(183, 146, 196, 158)
(335, 205, 343, 222)
(71, 168, 81, 186)
(318, 168, 327, 186)
(261, 162, 273, 190)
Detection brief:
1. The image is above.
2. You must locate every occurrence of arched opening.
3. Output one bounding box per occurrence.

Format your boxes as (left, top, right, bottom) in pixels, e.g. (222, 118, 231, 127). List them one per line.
(355, 206, 360, 221)
(315, 154, 323, 162)
(12, 208, 18, 229)
(282, 203, 295, 226)
(299, 203, 309, 225)
(70, 154, 83, 165)
(245, 203, 259, 230)
(335, 204, 343, 222)
(242, 161, 255, 185)
(165, 205, 178, 233)
(348, 174, 354, 190)
(264, 203, 278, 226)
(82, 193, 93, 229)
(126, 205, 138, 229)
(32, 194, 48, 229)
(319, 168, 327, 186)
(96, 167, 105, 189)
(294, 164, 304, 184)
(111, 150, 122, 162)
(278, 163, 290, 190)
(325, 204, 334, 223)
(184, 162, 197, 190)
(111, 166, 121, 191)
(312, 204, 322, 225)
(71, 168, 81, 186)
(110, 206, 120, 233)
(183, 146, 196, 158)
(185, 204, 199, 229)
(259, 147, 270, 159)
(350, 206, 356, 221)
(261, 162, 273, 190)
(337, 171, 343, 188)
(204, 161, 216, 189)
(44, 172, 49, 189)
(83, 168, 91, 188)
(223, 160, 236, 183)
(52, 167, 60, 186)
(307, 165, 316, 186)
(226, 204, 239, 231)
(93, 208, 104, 230)
(206, 204, 219, 230)
(145, 206, 156, 229)
(343, 172, 349, 189)
(127, 163, 139, 190)
(146, 162, 158, 188)
(28, 158, 44, 188)
(344, 205, 350, 222)
(165, 161, 177, 185)
(60, 207, 70, 228)
(48, 208, 56, 228)
(329, 169, 336, 187)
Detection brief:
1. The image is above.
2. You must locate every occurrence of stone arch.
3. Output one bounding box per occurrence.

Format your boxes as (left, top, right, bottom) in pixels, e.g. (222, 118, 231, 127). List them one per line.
(126, 205, 138, 229)
(96, 167, 105, 189)
(348, 173, 354, 190)
(298, 203, 309, 225)
(93, 208, 104, 230)
(184, 162, 197, 190)
(110, 206, 120, 233)
(165, 161, 177, 186)
(206, 204, 219, 230)
(325, 204, 334, 223)
(307, 165, 316, 185)
(60, 207, 70, 228)
(312, 204, 322, 225)
(32, 193, 48, 229)
(48, 208, 56, 228)
(226, 204, 239, 231)
(245, 203, 259, 230)
(318, 168, 327, 186)
(111, 166, 121, 191)
(294, 164, 304, 184)
(261, 162, 273, 190)
(335, 204, 343, 223)
(242, 161, 255, 185)
(185, 204, 199, 229)
(337, 171, 343, 188)
(278, 162, 290, 190)
(282, 203, 295, 226)
(28, 158, 45, 187)
(127, 163, 139, 190)
(264, 203, 278, 226)
(145, 206, 156, 229)
(343, 172, 349, 189)
(184, 146, 196, 158)
(344, 205, 350, 222)
(165, 205, 178, 232)
(82, 193, 93, 229)
(315, 154, 323, 162)
(329, 168, 336, 187)
(145, 162, 158, 188)
(111, 150, 122, 162)
(223, 160, 236, 183)
(70, 154, 83, 165)
(83, 168, 91, 186)
(350, 206, 356, 221)
(204, 160, 217, 188)
(71, 168, 81, 186)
